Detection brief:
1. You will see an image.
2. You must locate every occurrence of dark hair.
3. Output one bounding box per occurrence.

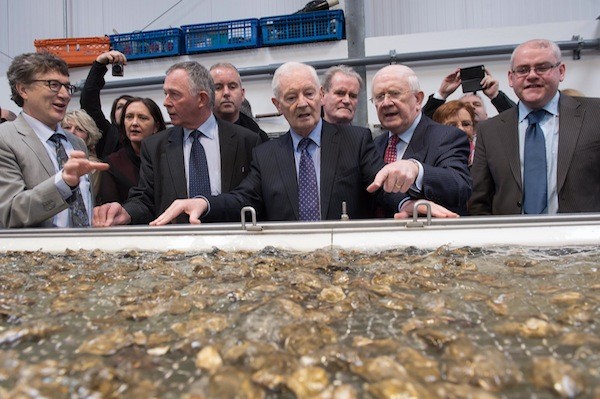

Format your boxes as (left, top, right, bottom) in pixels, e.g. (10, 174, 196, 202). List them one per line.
(110, 94, 134, 125)
(118, 97, 167, 142)
(7, 52, 69, 107)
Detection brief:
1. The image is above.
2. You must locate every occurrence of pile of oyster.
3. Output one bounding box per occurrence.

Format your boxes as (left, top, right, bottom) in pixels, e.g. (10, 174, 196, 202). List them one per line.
(0, 246, 598, 398)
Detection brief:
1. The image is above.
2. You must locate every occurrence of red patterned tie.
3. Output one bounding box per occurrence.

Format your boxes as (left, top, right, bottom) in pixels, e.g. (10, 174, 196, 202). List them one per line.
(384, 134, 399, 164)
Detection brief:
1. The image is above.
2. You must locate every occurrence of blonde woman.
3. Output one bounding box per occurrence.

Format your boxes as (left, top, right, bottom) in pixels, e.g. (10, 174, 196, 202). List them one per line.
(61, 109, 103, 200)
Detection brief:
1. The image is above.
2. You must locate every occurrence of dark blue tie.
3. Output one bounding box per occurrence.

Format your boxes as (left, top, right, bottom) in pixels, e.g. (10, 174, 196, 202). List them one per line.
(298, 138, 320, 221)
(48, 134, 89, 227)
(523, 109, 548, 214)
(188, 130, 211, 198)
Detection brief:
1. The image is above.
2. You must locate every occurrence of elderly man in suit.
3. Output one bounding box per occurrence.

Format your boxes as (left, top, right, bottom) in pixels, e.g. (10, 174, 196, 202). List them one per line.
(148, 61, 449, 225)
(93, 61, 261, 226)
(0, 53, 108, 228)
(367, 64, 472, 216)
(469, 39, 600, 215)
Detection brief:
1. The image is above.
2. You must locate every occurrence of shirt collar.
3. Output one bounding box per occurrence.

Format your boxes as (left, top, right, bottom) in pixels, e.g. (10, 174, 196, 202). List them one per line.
(291, 118, 323, 152)
(388, 112, 422, 143)
(183, 113, 218, 141)
(518, 91, 560, 123)
(21, 111, 62, 141)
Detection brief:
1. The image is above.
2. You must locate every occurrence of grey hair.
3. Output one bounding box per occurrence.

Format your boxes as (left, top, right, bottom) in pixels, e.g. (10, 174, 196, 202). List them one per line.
(7, 52, 69, 107)
(272, 62, 319, 99)
(321, 65, 363, 92)
(510, 39, 562, 69)
(166, 61, 215, 106)
(371, 64, 421, 93)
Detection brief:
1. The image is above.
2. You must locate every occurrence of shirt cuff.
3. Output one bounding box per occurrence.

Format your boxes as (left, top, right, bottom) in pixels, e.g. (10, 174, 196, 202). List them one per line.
(54, 172, 76, 200)
(433, 91, 446, 101)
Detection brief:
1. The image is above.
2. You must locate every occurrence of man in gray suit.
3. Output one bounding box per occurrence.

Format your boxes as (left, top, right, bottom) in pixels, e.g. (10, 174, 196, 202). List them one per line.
(93, 61, 261, 226)
(469, 39, 600, 215)
(0, 53, 108, 228)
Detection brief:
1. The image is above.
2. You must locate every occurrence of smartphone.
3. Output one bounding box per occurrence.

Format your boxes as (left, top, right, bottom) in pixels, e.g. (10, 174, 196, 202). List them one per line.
(460, 65, 485, 93)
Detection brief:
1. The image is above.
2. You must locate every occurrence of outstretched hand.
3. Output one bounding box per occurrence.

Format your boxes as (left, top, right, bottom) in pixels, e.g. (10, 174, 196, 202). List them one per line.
(150, 198, 209, 226)
(394, 199, 459, 219)
(62, 150, 109, 188)
(367, 159, 419, 194)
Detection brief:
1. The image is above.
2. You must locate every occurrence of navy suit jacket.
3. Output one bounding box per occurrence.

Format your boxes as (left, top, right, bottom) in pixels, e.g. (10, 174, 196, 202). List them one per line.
(373, 115, 472, 215)
(205, 121, 399, 222)
(124, 119, 261, 224)
(469, 94, 600, 215)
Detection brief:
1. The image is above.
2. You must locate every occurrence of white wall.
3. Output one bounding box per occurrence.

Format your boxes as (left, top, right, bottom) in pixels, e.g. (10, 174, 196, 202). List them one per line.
(1, 0, 599, 134)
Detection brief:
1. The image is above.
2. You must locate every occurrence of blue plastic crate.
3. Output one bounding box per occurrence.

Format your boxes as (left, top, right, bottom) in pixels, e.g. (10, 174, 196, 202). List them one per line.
(182, 18, 259, 54)
(109, 28, 183, 60)
(260, 9, 344, 47)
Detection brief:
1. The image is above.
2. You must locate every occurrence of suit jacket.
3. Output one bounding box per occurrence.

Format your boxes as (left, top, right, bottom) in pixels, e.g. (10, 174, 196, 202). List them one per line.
(469, 94, 600, 215)
(0, 114, 88, 228)
(373, 115, 472, 215)
(124, 119, 261, 224)
(205, 121, 399, 222)
(422, 90, 516, 119)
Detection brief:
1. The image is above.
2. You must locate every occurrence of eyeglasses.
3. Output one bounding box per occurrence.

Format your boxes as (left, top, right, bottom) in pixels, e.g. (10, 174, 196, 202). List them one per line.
(31, 80, 76, 95)
(511, 62, 561, 78)
(369, 89, 412, 105)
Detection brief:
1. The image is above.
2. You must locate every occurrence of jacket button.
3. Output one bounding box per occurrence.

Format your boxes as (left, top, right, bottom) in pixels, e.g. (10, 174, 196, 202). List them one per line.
(517, 201, 522, 208)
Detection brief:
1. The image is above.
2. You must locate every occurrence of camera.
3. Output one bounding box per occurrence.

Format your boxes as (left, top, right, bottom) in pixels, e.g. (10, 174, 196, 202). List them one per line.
(112, 63, 124, 77)
(460, 65, 485, 93)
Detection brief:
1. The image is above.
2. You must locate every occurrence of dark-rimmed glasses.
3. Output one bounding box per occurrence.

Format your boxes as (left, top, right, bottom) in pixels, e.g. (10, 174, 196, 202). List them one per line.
(31, 80, 76, 95)
(511, 62, 561, 78)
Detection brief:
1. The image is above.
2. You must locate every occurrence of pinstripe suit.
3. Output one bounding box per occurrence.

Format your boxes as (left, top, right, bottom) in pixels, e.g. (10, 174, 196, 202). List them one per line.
(205, 120, 396, 222)
(0, 115, 88, 227)
(469, 94, 600, 215)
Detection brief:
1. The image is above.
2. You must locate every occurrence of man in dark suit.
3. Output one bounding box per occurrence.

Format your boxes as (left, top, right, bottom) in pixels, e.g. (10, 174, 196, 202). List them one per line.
(93, 61, 261, 226)
(470, 39, 600, 215)
(0, 53, 108, 228)
(368, 65, 472, 216)
(149, 62, 452, 226)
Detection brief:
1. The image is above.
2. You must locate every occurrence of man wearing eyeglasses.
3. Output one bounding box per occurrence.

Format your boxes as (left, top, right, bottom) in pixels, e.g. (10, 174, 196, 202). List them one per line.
(0, 52, 108, 228)
(469, 39, 600, 215)
(368, 64, 472, 216)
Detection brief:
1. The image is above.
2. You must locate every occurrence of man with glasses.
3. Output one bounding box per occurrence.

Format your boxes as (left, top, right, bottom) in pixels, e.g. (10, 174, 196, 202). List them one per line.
(469, 39, 600, 215)
(0, 52, 108, 227)
(369, 64, 472, 216)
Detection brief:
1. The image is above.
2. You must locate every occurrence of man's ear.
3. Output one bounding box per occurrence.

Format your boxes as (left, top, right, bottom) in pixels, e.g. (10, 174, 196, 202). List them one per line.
(272, 97, 281, 113)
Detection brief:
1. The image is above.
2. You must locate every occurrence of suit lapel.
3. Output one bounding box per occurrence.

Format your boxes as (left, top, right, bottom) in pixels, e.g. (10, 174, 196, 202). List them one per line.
(217, 120, 236, 192)
(276, 132, 300, 219)
(15, 116, 55, 176)
(319, 122, 339, 219)
(403, 117, 429, 160)
(165, 127, 188, 198)
(556, 94, 583, 193)
(500, 109, 522, 190)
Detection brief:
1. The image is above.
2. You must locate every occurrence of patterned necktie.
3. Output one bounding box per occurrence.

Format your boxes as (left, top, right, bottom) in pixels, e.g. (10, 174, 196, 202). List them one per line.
(298, 138, 320, 221)
(523, 109, 548, 214)
(188, 130, 211, 198)
(48, 134, 89, 227)
(384, 134, 400, 163)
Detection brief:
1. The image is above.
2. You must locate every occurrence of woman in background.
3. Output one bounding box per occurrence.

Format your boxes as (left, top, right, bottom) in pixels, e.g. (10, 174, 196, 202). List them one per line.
(61, 109, 103, 200)
(433, 100, 477, 167)
(99, 97, 166, 204)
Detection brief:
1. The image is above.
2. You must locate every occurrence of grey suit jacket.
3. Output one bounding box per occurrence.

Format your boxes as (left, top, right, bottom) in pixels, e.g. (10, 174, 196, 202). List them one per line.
(0, 114, 88, 227)
(205, 121, 400, 222)
(469, 94, 600, 215)
(124, 118, 261, 224)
